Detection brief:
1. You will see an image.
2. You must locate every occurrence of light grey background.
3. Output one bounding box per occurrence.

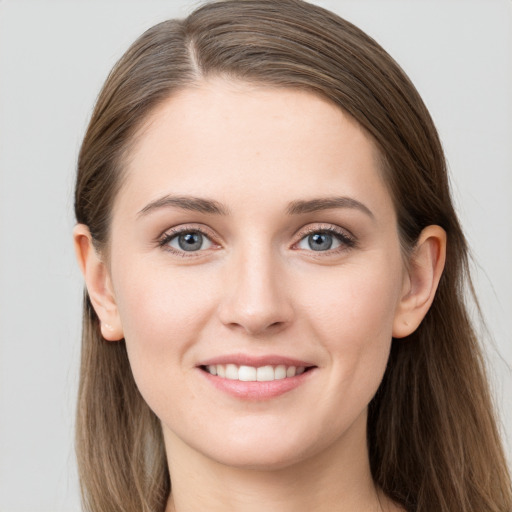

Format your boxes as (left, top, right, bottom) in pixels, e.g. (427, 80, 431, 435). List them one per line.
(0, 1, 510, 510)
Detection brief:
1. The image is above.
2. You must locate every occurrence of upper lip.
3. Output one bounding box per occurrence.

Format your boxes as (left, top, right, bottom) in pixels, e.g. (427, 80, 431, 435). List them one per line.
(198, 353, 315, 368)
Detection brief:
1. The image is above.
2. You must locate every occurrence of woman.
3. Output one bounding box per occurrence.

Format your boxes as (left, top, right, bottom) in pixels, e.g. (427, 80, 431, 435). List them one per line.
(72, 0, 512, 510)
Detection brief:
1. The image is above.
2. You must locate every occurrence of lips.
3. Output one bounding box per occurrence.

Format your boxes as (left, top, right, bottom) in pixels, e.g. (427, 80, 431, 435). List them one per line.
(197, 354, 316, 399)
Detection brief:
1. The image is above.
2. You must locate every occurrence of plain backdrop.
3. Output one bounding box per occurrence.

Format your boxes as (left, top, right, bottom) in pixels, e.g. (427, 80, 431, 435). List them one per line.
(0, 0, 511, 510)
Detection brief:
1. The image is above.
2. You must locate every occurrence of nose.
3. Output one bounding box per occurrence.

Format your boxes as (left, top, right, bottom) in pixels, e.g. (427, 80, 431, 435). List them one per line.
(217, 248, 294, 336)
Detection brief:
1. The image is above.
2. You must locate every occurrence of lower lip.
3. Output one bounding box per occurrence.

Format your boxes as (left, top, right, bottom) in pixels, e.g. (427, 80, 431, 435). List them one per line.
(199, 368, 315, 400)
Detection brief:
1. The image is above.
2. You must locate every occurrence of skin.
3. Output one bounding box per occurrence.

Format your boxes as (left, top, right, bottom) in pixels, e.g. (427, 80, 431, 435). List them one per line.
(74, 79, 446, 512)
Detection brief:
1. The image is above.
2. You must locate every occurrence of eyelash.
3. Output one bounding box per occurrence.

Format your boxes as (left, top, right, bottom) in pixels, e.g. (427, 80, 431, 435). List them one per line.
(157, 224, 357, 257)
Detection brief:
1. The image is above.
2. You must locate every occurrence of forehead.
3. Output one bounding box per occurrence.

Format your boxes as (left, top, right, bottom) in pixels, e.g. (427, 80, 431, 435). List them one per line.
(116, 78, 391, 217)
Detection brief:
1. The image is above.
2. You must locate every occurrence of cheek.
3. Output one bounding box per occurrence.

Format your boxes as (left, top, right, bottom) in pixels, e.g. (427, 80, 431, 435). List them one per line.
(300, 259, 402, 393)
(303, 259, 402, 339)
(110, 263, 224, 431)
(112, 262, 219, 382)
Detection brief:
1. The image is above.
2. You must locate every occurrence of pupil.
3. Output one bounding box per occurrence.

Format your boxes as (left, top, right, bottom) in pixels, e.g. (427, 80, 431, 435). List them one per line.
(178, 232, 202, 251)
(308, 233, 332, 251)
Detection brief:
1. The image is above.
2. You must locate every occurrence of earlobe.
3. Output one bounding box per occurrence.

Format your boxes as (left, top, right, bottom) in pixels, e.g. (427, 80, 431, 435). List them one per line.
(73, 224, 124, 341)
(392, 225, 447, 339)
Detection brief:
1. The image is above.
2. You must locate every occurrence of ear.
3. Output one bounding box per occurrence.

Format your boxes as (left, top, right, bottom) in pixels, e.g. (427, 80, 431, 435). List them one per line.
(73, 224, 124, 341)
(393, 225, 447, 338)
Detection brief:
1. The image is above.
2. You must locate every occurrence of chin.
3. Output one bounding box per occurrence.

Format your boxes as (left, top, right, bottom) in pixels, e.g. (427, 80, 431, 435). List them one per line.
(210, 446, 309, 472)
(195, 428, 326, 472)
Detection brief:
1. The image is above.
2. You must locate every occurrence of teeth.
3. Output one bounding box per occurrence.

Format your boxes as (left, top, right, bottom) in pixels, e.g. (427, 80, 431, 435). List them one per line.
(225, 364, 238, 380)
(204, 364, 309, 381)
(257, 365, 274, 382)
(274, 365, 286, 380)
(238, 365, 257, 381)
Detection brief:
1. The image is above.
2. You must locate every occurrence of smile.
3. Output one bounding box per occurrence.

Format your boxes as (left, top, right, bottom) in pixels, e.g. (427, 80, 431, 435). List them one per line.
(198, 357, 316, 400)
(203, 364, 307, 382)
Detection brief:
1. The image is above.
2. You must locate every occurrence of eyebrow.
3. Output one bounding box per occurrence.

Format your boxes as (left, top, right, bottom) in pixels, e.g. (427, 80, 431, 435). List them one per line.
(286, 196, 374, 218)
(137, 195, 229, 217)
(137, 194, 374, 219)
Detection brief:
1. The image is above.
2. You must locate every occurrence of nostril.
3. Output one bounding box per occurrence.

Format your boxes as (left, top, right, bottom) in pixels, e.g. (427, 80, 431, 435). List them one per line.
(223, 317, 290, 337)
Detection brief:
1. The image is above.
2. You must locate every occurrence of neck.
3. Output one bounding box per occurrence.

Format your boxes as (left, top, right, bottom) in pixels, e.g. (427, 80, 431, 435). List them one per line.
(163, 413, 391, 512)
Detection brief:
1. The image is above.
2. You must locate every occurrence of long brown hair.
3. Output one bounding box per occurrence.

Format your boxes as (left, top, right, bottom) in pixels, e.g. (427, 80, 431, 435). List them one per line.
(74, 1, 512, 510)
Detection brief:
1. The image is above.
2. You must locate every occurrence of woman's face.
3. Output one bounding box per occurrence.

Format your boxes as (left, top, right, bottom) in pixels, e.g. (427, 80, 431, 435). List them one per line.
(107, 79, 409, 469)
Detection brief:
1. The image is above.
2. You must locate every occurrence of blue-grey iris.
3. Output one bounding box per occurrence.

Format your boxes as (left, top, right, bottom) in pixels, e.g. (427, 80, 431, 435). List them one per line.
(178, 232, 203, 251)
(308, 233, 333, 251)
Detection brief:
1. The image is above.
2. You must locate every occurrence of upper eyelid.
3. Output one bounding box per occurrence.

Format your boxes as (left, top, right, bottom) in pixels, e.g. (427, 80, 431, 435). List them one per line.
(157, 224, 219, 243)
(294, 223, 355, 240)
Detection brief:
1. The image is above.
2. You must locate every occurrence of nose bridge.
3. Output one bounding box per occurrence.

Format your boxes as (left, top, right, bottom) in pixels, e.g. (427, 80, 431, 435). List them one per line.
(218, 240, 292, 335)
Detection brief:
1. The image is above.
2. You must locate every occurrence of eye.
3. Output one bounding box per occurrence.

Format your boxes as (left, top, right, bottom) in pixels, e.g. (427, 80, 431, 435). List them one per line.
(161, 230, 214, 253)
(297, 231, 341, 251)
(295, 227, 355, 253)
